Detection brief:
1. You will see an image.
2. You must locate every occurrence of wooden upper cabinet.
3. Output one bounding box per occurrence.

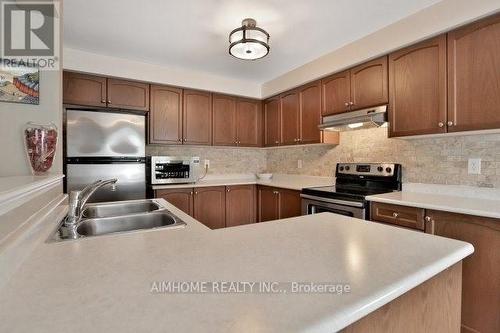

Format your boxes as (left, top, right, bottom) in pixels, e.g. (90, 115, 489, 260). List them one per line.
(298, 81, 321, 144)
(280, 90, 300, 145)
(264, 97, 281, 146)
(236, 98, 261, 147)
(350, 56, 388, 110)
(425, 210, 500, 333)
(155, 188, 193, 216)
(389, 35, 447, 137)
(183, 89, 212, 145)
(149, 85, 182, 144)
(321, 70, 351, 116)
(448, 13, 500, 133)
(225, 185, 256, 227)
(63, 72, 107, 107)
(107, 79, 150, 111)
(212, 94, 237, 146)
(193, 186, 226, 229)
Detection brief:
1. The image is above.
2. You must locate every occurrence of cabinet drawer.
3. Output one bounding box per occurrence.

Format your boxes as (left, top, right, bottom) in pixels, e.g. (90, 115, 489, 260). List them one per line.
(370, 202, 425, 230)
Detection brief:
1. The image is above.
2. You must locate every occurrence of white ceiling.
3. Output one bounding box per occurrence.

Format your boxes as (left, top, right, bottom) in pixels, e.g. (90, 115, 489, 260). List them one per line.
(64, 0, 442, 84)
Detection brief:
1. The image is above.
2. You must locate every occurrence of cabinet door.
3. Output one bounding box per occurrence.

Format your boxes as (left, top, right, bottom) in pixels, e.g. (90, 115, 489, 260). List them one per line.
(448, 14, 500, 132)
(425, 210, 500, 333)
(63, 72, 107, 107)
(298, 81, 321, 144)
(371, 202, 425, 230)
(389, 35, 447, 137)
(183, 89, 212, 145)
(193, 186, 226, 229)
(321, 70, 351, 115)
(107, 79, 150, 111)
(226, 185, 256, 227)
(213, 94, 237, 146)
(280, 90, 300, 145)
(149, 85, 182, 144)
(258, 186, 279, 222)
(278, 189, 302, 219)
(236, 98, 261, 147)
(264, 97, 281, 146)
(155, 188, 193, 216)
(350, 56, 388, 110)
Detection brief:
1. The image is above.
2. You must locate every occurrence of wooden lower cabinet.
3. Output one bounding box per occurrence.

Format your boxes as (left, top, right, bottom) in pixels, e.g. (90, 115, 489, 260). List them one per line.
(156, 185, 257, 229)
(225, 185, 256, 227)
(279, 188, 302, 219)
(342, 263, 462, 332)
(258, 186, 301, 222)
(155, 188, 193, 216)
(425, 210, 500, 333)
(371, 202, 425, 231)
(193, 186, 226, 229)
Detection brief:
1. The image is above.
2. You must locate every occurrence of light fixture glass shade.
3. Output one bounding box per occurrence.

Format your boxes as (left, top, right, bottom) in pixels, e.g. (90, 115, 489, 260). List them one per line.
(229, 18, 270, 60)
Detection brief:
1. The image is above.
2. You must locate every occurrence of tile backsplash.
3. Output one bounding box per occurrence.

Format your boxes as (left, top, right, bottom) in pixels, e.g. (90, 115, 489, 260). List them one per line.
(146, 145, 267, 175)
(266, 127, 500, 188)
(147, 127, 500, 188)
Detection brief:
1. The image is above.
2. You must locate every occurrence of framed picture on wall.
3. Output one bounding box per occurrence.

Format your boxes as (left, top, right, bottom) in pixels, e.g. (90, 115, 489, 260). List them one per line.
(0, 59, 39, 105)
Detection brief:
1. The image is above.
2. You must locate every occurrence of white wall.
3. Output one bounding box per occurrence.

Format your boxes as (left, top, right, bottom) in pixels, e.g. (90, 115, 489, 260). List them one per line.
(0, 0, 62, 177)
(63, 48, 262, 99)
(262, 0, 500, 98)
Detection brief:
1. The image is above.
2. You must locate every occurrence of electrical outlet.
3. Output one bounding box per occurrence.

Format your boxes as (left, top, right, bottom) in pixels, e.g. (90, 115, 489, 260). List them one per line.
(468, 158, 481, 175)
(297, 159, 303, 169)
(204, 160, 210, 168)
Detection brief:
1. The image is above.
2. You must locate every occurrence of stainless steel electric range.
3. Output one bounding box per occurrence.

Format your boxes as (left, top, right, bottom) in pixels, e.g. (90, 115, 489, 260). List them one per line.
(301, 163, 402, 219)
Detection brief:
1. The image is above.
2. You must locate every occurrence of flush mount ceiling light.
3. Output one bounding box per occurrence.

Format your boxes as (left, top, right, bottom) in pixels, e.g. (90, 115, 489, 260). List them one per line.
(229, 18, 270, 60)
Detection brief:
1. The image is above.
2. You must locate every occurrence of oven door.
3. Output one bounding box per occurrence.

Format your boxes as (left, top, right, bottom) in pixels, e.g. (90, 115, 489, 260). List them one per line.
(300, 194, 366, 220)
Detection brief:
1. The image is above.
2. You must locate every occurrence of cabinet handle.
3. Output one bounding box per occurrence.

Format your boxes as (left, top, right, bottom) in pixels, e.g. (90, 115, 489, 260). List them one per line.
(392, 212, 399, 218)
(226, 189, 230, 192)
(438, 122, 444, 128)
(425, 216, 435, 234)
(107, 100, 111, 104)
(190, 191, 193, 196)
(178, 139, 182, 142)
(275, 141, 279, 144)
(183, 139, 187, 142)
(101, 99, 106, 104)
(447, 121, 454, 126)
(194, 191, 198, 195)
(273, 191, 279, 195)
(344, 102, 349, 107)
(349, 101, 354, 106)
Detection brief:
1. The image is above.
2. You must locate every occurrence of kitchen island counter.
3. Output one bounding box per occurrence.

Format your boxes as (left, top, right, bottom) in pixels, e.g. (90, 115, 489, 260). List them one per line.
(0, 199, 472, 332)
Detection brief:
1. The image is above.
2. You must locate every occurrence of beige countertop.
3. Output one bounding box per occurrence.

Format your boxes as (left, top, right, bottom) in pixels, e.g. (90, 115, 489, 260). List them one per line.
(152, 173, 334, 191)
(0, 198, 473, 333)
(366, 183, 500, 219)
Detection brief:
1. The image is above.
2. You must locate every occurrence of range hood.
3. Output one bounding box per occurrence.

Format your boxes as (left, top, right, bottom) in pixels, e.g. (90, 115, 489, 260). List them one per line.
(319, 105, 387, 131)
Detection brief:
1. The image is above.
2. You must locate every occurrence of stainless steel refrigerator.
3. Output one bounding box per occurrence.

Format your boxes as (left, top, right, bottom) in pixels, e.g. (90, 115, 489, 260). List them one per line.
(65, 109, 146, 202)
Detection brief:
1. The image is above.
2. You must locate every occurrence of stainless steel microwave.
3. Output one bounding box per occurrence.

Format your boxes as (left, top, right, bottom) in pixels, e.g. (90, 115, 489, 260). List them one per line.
(150, 156, 200, 184)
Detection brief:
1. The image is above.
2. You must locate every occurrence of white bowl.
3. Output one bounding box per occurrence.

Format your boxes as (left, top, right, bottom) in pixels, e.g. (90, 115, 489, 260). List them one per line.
(257, 173, 273, 180)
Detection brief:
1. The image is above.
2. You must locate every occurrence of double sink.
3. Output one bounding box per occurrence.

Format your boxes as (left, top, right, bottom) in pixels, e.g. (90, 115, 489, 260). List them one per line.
(51, 199, 186, 242)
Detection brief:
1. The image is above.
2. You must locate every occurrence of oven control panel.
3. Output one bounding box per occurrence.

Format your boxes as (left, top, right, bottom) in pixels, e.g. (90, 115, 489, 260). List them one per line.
(336, 163, 398, 177)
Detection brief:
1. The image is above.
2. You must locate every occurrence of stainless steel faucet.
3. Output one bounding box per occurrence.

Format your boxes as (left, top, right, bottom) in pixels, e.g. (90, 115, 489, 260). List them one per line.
(65, 178, 118, 227)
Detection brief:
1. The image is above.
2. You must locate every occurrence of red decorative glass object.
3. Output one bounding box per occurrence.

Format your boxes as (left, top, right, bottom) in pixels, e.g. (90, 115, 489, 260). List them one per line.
(23, 122, 58, 175)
